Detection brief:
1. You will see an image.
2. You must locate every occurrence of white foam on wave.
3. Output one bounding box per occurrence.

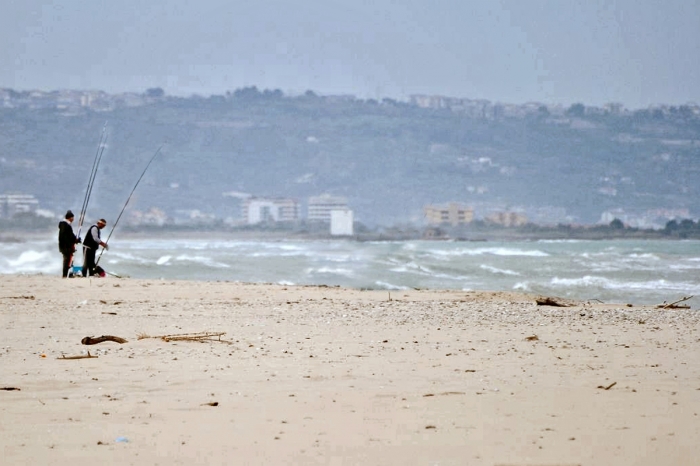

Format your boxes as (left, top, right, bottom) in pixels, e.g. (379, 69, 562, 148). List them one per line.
(173, 254, 231, 268)
(106, 251, 153, 265)
(374, 280, 410, 290)
(551, 275, 700, 293)
(156, 255, 172, 265)
(537, 239, 584, 243)
(3, 250, 55, 274)
(627, 253, 660, 260)
(307, 266, 355, 278)
(480, 264, 520, 276)
(669, 262, 700, 271)
(429, 247, 549, 258)
(389, 262, 471, 281)
(513, 282, 531, 291)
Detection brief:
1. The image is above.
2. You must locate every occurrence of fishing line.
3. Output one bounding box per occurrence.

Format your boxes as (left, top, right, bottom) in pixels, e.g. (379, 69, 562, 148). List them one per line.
(96, 144, 164, 266)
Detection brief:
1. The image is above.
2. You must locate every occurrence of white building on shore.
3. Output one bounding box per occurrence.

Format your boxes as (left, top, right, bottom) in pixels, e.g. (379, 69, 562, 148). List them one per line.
(308, 194, 349, 222)
(0, 193, 39, 218)
(330, 209, 354, 236)
(243, 197, 300, 224)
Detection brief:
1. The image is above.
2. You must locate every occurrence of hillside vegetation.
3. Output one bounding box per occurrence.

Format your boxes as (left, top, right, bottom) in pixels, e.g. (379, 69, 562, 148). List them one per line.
(1, 88, 699, 226)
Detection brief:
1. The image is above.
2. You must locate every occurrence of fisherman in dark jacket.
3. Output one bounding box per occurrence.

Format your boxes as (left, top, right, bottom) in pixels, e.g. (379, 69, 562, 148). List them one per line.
(82, 218, 109, 277)
(57, 210, 80, 278)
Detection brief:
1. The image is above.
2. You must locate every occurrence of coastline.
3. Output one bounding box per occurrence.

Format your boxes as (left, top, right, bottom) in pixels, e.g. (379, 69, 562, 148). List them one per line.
(1, 276, 698, 465)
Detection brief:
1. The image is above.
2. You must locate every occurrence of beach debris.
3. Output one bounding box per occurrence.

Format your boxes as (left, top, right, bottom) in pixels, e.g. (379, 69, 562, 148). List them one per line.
(0, 295, 35, 300)
(597, 381, 617, 390)
(201, 401, 219, 407)
(81, 335, 128, 345)
(535, 296, 574, 307)
(525, 335, 539, 341)
(115, 436, 129, 443)
(57, 351, 98, 360)
(1, 387, 21, 391)
(137, 331, 231, 344)
(656, 295, 693, 309)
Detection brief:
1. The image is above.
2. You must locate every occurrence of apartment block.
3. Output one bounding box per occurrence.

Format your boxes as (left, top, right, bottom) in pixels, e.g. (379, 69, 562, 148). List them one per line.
(0, 193, 39, 218)
(243, 197, 300, 224)
(308, 194, 349, 222)
(423, 203, 474, 226)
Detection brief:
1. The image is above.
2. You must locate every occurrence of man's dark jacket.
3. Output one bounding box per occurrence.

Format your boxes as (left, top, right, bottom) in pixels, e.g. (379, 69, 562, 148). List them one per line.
(58, 220, 77, 255)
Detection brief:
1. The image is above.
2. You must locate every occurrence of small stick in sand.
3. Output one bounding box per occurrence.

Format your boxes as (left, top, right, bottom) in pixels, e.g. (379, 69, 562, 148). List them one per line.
(58, 351, 98, 360)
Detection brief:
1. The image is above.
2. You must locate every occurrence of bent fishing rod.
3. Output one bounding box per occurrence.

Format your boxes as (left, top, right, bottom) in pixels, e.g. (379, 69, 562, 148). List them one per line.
(96, 144, 164, 266)
(78, 122, 108, 238)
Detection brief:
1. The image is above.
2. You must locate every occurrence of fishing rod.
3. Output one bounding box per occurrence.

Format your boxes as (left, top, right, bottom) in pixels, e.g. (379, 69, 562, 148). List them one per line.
(96, 144, 164, 267)
(70, 123, 107, 275)
(78, 122, 108, 238)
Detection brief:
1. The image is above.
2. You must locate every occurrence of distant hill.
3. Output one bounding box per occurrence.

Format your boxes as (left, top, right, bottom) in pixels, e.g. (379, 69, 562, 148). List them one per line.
(1, 87, 699, 227)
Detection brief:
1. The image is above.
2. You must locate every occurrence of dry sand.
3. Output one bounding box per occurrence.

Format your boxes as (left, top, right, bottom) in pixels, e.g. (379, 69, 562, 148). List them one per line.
(1, 275, 699, 465)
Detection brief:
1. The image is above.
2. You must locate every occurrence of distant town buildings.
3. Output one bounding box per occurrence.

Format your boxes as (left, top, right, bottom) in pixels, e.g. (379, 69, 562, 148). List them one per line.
(0, 193, 39, 218)
(308, 194, 349, 222)
(600, 208, 692, 229)
(2, 86, 698, 123)
(243, 197, 300, 224)
(127, 207, 170, 226)
(424, 203, 474, 226)
(485, 211, 528, 227)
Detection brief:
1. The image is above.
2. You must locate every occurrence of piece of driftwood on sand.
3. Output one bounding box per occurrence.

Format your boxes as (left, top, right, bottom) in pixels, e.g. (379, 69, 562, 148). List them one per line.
(81, 335, 128, 345)
(137, 331, 231, 344)
(535, 296, 576, 307)
(656, 295, 693, 309)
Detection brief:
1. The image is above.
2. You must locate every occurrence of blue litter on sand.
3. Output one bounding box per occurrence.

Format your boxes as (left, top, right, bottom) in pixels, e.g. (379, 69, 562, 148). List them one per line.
(115, 436, 129, 443)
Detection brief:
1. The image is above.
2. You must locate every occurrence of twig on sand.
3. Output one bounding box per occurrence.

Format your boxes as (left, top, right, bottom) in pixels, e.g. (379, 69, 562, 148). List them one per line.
(597, 381, 617, 390)
(57, 351, 98, 360)
(81, 335, 128, 345)
(656, 295, 693, 309)
(137, 331, 231, 344)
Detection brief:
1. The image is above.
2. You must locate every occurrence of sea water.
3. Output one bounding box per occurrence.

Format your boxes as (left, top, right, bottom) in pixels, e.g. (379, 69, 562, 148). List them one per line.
(1, 236, 699, 306)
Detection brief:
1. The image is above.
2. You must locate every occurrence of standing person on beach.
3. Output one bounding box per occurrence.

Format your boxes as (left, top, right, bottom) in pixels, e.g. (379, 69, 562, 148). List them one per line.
(82, 218, 109, 277)
(57, 210, 80, 278)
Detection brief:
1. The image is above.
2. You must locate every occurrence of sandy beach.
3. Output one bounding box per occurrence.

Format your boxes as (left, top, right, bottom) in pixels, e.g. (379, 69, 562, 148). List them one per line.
(1, 275, 699, 465)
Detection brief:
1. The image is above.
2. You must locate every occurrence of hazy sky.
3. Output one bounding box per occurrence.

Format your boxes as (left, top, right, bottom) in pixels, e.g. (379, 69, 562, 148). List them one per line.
(3, 0, 698, 108)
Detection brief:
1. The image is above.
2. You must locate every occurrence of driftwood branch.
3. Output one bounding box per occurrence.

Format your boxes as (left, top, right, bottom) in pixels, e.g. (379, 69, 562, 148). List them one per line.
(535, 296, 574, 307)
(656, 295, 693, 309)
(137, 331, 231, 344)
(81, 335, 128, 345)
(58, 351, 98, 360)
